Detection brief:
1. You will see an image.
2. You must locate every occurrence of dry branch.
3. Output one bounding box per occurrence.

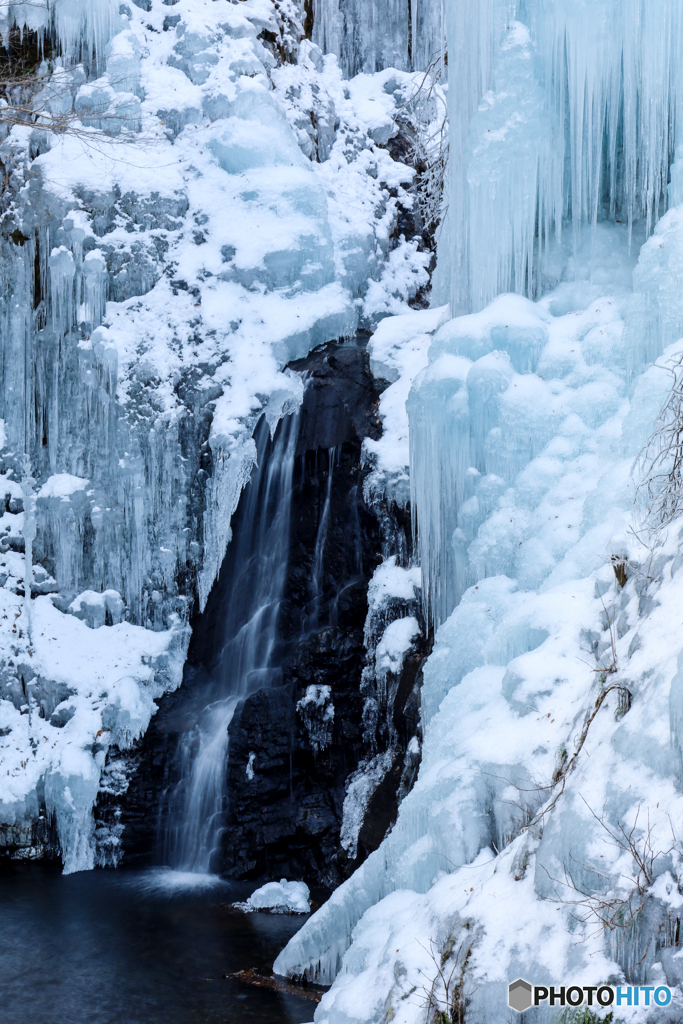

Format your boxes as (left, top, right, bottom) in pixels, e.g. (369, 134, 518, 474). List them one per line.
(634, 351, 683, 534)
(541, 802, 678, 968)
(527, 684, 631, 830)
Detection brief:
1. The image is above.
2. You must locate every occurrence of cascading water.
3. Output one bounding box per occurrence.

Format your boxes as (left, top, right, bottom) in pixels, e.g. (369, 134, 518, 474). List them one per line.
(162, 410, 300, 873)
(302, 445, 338, 634)
(127, 341, 388, 885)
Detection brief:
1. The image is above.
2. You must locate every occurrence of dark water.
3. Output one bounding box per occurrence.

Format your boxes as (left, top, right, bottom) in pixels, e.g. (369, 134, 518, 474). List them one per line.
(0, 866, 316, 1024)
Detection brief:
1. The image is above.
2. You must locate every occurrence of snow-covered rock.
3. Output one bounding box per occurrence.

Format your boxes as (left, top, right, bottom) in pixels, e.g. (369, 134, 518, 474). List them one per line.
(241, 878, 311, 914)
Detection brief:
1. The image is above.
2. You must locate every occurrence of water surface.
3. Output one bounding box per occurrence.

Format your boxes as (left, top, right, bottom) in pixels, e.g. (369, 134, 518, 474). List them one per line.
(0, 866, 315, 1024)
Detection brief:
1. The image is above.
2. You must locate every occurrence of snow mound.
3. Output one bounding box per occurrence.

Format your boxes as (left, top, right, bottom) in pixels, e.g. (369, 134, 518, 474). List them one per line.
(239, 879, 311, 915)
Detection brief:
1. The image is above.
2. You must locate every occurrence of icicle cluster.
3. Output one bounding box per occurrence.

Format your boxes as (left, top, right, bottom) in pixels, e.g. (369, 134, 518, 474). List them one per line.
(448, 0, 683, 313)
(7, 0, 117, 67)
(312, 0, 446, 77)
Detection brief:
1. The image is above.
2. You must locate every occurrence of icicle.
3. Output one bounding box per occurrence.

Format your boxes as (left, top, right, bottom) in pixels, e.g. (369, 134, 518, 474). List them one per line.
(82, 250, 107, 326)
(49, 246, 75, 337)
(411, 0, 418, 70)
(311, 0, 445, 76)
(20, 454, 35, 641)
(527, 0, 682, 248)
(10, 0, 116, 67)
(447, 0, 514, 312)
(448, 0, 683, 313)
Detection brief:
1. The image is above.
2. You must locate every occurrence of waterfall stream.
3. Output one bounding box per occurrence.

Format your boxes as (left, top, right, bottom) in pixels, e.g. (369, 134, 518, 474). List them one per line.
(127, 340, 383, 883)
(163, 410, 300, 873)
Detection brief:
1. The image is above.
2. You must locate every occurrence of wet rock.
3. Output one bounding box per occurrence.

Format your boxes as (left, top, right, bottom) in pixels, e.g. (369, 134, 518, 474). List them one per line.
(117, 339, 425, 889)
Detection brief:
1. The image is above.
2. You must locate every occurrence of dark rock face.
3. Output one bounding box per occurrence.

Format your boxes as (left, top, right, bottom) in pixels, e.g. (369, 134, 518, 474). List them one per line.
(212, 342, 385, 887)
(0, 814, 60, 865)
(117, 339, 426, 888)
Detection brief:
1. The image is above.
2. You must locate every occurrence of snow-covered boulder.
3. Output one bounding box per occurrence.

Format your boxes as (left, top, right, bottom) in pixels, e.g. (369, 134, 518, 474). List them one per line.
(243, 879, 311, 914)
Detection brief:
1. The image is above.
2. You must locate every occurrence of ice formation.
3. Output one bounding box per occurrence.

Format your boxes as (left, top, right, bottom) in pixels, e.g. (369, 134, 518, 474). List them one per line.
(310, 0, 446, 79)
(297, 684, 335, 755)
(0, 0, 436, 871)
(274, 1, 683, 1020)
(237, 877, 311, 914)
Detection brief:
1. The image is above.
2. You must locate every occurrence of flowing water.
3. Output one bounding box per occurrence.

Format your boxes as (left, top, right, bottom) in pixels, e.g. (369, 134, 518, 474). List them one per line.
(302, 444, 338, 635)
(162, 411, 300, 872)
(0, 865, 316, 1024)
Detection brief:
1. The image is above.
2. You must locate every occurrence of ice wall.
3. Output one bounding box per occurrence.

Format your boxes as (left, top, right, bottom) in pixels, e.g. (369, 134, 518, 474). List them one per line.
(447, 0, 683, 314)
(275, 1, 683, 1019)
(311, 0, 446, 78)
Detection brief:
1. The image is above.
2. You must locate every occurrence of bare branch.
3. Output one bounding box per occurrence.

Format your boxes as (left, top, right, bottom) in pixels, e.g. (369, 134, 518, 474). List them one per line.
(416, 937, 472, 1024)
(540, 801, 681, 982)
(527, 684, 630, 830)
(393, 57, 449, 248)
(634, 351, 683, 535)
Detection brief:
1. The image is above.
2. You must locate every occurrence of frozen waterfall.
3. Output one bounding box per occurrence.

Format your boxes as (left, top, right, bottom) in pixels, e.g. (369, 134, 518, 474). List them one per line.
(275, 1, 683, 1021)
(0, 0, 435, 869)
(311, 0, 446, 77)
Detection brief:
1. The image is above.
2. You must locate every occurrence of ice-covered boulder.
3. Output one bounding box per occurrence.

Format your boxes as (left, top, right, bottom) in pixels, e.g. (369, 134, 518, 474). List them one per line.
(244, 879, 311, 914)
(68, 589, 125, 628)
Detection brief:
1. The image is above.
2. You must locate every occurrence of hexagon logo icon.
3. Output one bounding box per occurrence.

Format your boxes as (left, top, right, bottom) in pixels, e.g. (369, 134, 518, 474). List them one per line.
(508, 978, 533, 1013)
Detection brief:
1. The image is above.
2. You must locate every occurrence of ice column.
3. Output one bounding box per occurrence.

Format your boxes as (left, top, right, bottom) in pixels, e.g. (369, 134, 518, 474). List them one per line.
(82, 251, 107, 326)
(49, 247, 76, 337)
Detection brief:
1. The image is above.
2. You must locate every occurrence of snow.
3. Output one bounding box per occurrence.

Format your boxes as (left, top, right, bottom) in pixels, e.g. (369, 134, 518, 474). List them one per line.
(0, 0, 437, 872)
(274, 3, 683, 1018)
(361, 555, 422, 759)
(367, 557, 421, 612)
(297, 685, 335, 755)
(375, 617, 419, 675)
(37, 475, 89, 500)
(340, 749, 394, 861)
(0, 591, 181, 873)
(240, 878, 311, 914)
(368, 306, 450, 384)
(363, 307, 448, 506)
